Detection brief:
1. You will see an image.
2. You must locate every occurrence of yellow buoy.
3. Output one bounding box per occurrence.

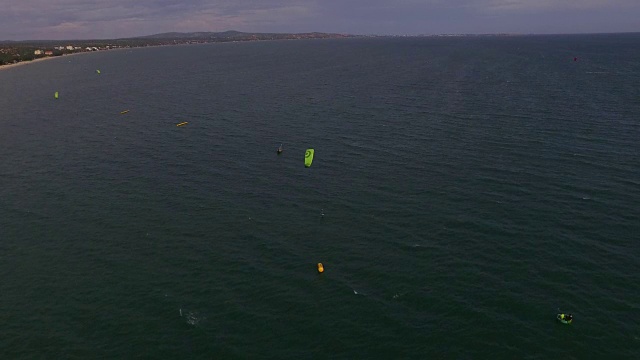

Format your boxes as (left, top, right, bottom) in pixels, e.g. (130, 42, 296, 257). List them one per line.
(176, 122, 188, 127)
(317, 263, 324, 273)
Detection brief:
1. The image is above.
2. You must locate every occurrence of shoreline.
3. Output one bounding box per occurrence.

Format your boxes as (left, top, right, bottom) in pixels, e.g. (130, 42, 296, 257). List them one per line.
(0, 43, 225, 73)
(0, 37, 353, 72)
(0, 44, 197, 72)
(0, 51, 92, 72)
(0, 56, 55, 71)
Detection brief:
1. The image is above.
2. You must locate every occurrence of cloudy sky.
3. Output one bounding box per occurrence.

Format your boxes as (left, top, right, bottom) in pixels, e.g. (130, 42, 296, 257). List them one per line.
(1, 0, 639, 40)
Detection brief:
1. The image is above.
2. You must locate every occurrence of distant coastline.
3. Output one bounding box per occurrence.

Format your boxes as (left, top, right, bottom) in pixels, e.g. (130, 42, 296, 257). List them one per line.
(0, 31, 353, 69)
(0, 51, 94, 71)
(4, 30, 636, 70)
(0, 56, 51, 71)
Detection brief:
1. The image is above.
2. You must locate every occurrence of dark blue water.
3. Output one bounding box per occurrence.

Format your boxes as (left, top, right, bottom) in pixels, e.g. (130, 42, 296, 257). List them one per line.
(1, 35, 639, 359)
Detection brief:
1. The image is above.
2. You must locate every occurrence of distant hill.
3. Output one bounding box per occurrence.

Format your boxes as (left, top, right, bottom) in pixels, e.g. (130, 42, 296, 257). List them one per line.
(1, 31, 354, 44)
(135, 30, 247, 39)
(132, 31, 353, 40)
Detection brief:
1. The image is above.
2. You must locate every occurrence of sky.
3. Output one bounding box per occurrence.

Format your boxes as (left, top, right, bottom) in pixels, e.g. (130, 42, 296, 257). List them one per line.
(1, 0, 639, 40)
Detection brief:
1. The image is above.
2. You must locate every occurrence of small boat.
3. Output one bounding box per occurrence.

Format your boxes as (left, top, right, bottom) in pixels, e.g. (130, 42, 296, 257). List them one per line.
(176, 122, 188, 127)
(120, 110, 130, 114)
(54, 91, 59, 99)
(557, 313, 573, 324)
(277, 144, 283, 155)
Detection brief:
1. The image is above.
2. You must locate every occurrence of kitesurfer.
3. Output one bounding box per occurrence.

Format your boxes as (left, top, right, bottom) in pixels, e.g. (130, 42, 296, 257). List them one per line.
(558, 313, 573, 323)
(305, 149, 314, 167)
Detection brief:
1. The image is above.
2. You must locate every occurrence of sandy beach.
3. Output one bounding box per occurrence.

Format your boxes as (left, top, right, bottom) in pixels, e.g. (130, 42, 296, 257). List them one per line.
(0, 45, 174, 72)
(0, 51, 92, 72)
(0, 56, 54, 71)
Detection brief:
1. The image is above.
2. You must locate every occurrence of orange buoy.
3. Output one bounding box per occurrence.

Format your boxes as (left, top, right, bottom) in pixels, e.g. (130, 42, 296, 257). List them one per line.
(317, 263, 324, 273)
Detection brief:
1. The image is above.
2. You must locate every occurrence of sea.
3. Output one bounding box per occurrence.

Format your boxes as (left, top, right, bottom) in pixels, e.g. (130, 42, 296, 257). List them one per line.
(1, 34, 639, 359)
